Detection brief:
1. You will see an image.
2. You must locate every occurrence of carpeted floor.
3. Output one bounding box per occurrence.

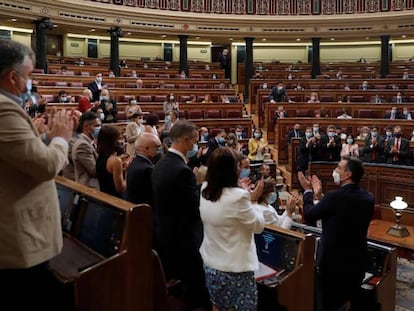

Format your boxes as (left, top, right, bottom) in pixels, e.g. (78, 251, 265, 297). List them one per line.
(396, 258, 414, 311)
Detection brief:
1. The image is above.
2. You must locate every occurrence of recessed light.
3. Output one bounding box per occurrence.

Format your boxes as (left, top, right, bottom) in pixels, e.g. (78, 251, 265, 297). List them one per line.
(53, 24, 58, 28)
(127, 32, 131, 35)
(195, 36, 200, 39)
(161, 34, 166, 38)
(365, 36, 369, 40)
(9, 18, 17, 22)
(262, 38, 267, 41)
(90, 29, 96, 32)
(296, 38, 301, 41)
(330, 37, 335, 41)
(402, 34, 406, 38)
(229, 37, 233, 41)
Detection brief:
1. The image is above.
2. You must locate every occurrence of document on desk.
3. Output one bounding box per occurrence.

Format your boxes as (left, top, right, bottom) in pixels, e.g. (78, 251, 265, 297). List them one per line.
(254, 262, 279, 281)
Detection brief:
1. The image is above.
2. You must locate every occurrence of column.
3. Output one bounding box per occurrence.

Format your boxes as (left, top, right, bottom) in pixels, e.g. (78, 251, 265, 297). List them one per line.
(244, 37, 254, 101)
(109, 26, 123, 77)
(380, 35, 390, 78)
(34, 17, 53, 73)
(179, 35, 189, 76)
(311, 38, 321, 79)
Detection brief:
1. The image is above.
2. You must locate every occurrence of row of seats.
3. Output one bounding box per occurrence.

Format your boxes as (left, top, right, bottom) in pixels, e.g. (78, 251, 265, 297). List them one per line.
(118, 109, 242, 121)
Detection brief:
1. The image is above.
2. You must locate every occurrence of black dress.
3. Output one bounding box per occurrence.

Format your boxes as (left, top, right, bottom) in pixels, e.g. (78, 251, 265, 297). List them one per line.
(96, 155, 122, 198)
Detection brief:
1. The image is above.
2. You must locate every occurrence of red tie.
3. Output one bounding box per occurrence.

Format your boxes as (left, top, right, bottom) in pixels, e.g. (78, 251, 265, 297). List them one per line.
(394, 139, 400, 161)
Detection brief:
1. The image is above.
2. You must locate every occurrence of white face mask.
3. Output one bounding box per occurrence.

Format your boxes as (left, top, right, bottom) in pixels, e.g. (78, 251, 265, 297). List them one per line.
(332, 170, 341, 185)
(99, 113, 105, 121)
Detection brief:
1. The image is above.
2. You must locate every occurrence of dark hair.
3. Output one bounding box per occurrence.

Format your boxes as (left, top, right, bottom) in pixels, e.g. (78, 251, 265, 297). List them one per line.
(146, 113, 159, 126)
(342, 156, 364, 184)
(78, 111, 98, 132)
(257, 178, 276, 205)
(0, 39, 35, 78)
(97, 125, 120, 157)
(202, 147, 239, 202)
(58, 90, 67, 96)
(169, 120, 198, 143)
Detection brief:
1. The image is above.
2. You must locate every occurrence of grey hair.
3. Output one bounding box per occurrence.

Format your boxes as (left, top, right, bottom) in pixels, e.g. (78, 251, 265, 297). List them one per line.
(0, 39, 35, 78)
(169, 120, 198, 142)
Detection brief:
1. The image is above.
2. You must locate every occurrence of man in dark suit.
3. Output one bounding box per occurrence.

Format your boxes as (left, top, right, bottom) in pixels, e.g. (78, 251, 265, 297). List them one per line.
(87, 72, 103, 103)
(151, 120, 211, 310)
(268, 81, 292, 103)
(362, 125, 385, 163)
(218, 48, 230, 79)
(205, 128, 226, 160)
(298, 157, 374, 311)
(287, 123, 304, 144)
(296, 126, 324, 173)
(384, 106, 402, 120)
(127, 132, 161, 206)
(321, 125, 341, 161)
(384, 125, 410, 165)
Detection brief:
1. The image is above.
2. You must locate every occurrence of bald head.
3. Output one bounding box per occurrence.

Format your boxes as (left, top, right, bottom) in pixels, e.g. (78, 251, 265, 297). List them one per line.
(135, 132, 161, 159)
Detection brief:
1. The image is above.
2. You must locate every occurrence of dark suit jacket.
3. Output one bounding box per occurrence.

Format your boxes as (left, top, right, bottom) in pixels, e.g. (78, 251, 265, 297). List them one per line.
(126, 154, 154, 206)
(320, 134, 342, 161)
(87, 81, 101, 102)
(296, 135, 324, 172)
(205, 137, 221, 159)
(287, 129, 304, 143)
(268, 86, 289, 102)
(99, 98, 118, 123)
(361, 135, 385, 163)
(384, 112, 402, 119)
(151, 151, 208, 307)
(384, 137, 410, 165)
(303, 184, 374, 304)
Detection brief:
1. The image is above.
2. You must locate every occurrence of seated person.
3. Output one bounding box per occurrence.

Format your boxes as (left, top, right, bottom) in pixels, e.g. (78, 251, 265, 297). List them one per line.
(384, 107, 402, 119)
(372, 94, 383, 104)
(119, 59, 128, 68)
(135, 79, 144, 89)
(248, 128, 268, 161)
(341, 134, 359, 158)
(402, 107, 413, 120)
(294, 83, 304, 91)
(56, 89, 71, 103)
(201, 94, 213, 104)
(356, 126, 370, 140)
(337, 94, 351, 103)
(254, 178, 297, 228)
(361, 80, 370, 90)
(402, 71, 410, 80)
(307, 92, 320, 103)
(130, 70, 137, 78)
(226, 132, 242, 153)
(274, 105, 288, 120)
(235, 125, 248, 140)
(337, 108, 352, 119)
(262, 147, 273, 163)
(392, 92, 404, 103)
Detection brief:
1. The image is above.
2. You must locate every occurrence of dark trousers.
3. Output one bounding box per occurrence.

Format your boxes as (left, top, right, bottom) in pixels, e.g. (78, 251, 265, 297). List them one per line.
(0, 262, 75, 310)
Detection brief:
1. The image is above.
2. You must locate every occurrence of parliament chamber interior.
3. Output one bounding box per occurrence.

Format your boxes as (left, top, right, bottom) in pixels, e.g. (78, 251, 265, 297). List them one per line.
(1, 0, 414, 310)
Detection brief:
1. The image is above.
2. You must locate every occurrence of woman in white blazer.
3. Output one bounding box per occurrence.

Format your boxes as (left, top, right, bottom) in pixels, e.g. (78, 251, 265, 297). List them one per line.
(199, 147, 264, 310)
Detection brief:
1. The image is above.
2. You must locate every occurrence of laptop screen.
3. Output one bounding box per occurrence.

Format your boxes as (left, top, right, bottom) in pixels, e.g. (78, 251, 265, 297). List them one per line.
(255, 227, 301, 272)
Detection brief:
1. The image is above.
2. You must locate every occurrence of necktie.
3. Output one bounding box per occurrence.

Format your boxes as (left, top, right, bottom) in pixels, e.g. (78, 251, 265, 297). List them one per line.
(394, 139, 400, 161)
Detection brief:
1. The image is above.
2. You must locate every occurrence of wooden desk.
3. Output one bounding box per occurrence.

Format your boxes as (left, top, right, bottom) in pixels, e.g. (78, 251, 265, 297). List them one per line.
(368, 219, 414, 259)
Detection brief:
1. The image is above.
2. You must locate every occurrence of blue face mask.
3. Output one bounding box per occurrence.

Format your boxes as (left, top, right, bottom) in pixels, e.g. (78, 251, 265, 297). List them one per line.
(218, 137, 225, 144)
(328, 132, 335, 137)
(203, 133, 209, 139)
(92, 126, 101, 139)
(26, 79, 32, 94)
(186, 144, 198, 158)
(239, 168, 250, 179)
(268, 192, 277, 204)
(305, 132, 313, 138)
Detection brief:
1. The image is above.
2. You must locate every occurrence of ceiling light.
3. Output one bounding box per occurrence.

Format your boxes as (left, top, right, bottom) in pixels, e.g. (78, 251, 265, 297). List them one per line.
(127, 32, 131, 35)
(161, 34, 166, 38)
(10, 18, 17, 22)
(262, 38, 267, 41)
(229, 37, 233, 41)
(330, 37, 335, 41)
(402, 35, 406, 38)
(296, 38, 301, 41)
(90, 29, 96, 32)
(195, 36, 200, 39)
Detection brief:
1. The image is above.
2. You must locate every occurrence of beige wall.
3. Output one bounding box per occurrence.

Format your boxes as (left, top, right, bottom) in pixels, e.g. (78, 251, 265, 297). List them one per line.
(253, 46, 307, 63)
(172, 44, 212, 62)
(393, 42, 414, 61)
(11, 32, 31, 47)
(320, 44, 381, 62)
(64, 35, 88, 58)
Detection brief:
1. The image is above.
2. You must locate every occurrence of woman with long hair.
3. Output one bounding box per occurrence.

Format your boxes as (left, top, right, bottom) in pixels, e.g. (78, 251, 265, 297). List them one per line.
(199, 147, 264, 310)
(96, 125, 127, 198)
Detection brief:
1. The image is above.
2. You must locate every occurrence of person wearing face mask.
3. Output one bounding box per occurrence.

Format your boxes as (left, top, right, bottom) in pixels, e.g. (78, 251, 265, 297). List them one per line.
(392, 92, 404, 104)
(402, 107, 413, 120)
(340, 134, 359, 158)
(361, 80, 369, 91)
(152, 120, 212, 311)
(255, 178, 298, 228)
(95, 125, 127, 199)
(321, 125, 341, 161)
(57, 89, 70, 103)
(199, 126, 209, 143)
(163, 93, 180, 116)
(385, 125, 410, 165)
(287, 123, 304, 144)
(87, 72, 103, 103)
(297, 157, 375, 311)
(98, 88, 117, 123)
(205, 128, 226, 161)
(72, 111, 101, 189)
(126, 112, 145, 158)
(297, 126, 324, 173)
(362, 126, 385, 163)
(0, 40, 75, 310)
(268, 82, 293, 103)
(125, 97, 142, 120)
(248, 128, 268, 162)
(384, 106, 402, 120)
(127, 133, 162, 242)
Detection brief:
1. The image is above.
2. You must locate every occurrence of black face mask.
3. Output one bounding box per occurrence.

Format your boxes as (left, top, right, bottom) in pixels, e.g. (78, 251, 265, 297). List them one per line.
(395, 133, 401, 138)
